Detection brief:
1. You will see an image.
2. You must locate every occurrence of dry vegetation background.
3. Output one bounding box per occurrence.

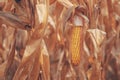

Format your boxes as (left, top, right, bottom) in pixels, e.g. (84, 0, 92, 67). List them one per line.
(0, 0, 120, 80)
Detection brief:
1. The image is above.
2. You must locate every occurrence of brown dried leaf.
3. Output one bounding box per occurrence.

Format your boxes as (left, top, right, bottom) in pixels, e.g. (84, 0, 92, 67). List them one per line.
(40, 40, 50, 80)
(87, 29, 106, 58)
(57, 0, 74, 8)
(13, 39, 41, 80)
(5, 38, 16, 80)
(0, 11, 31, 30)
(87, 29, 106, 47)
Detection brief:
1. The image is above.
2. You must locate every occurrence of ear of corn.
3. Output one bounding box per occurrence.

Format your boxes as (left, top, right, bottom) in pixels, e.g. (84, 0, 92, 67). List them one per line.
(70, 26, 82, 66)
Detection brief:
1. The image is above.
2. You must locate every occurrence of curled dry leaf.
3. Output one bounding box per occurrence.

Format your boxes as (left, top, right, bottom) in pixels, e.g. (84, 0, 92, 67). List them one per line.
(87, 29, 106, 59)
(57, 0, 74, 8)
(87, 29, 106, 47)
(40, 40, 50, 80)
(13, 39, 41, 80)
(0, 11, 32, 30)
(36, 4, 47, 24)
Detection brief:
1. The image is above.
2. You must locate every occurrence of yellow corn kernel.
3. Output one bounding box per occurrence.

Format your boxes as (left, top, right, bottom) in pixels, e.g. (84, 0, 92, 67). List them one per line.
(70, 26, 82, 65)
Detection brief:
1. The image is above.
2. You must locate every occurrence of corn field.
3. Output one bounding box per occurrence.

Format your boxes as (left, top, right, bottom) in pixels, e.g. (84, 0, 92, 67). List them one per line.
(0, 0, 120, 80)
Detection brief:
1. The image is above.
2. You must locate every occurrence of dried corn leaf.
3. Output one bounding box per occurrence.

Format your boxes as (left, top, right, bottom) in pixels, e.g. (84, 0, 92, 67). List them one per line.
(87, 29, 106, 58)
(5, 37, 16, 80)
(40, 39, 50, 80)
(0, 11, 31, 30)
(58, 0, 74, 8)
(13, 39, 41, 80)
(87, 29, 106, 47)
(36, 4, 47, 24)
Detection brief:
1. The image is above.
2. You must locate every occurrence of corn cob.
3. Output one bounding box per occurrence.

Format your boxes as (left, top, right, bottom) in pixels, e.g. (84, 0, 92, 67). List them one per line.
(70, 26, 82, 65)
